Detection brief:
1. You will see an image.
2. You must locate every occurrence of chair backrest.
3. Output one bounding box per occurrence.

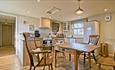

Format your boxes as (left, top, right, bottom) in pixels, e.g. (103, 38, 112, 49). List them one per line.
(34, 37, 43, 48)
(113, 52, 115, 61)
(52, 38, 65, 44)
(88, 35, 100, 45)
(23, 32, 31, 39)
(23, 33, 35, 66)
(23, 33, 53, 67)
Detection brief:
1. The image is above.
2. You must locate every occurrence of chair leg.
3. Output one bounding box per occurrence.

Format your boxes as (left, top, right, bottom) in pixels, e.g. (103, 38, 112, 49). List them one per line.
(69, 53, 71, 61)
(98, 64, 101, 70)
(55, 51, 57, 67)
(62, 52, 65, 56)
(113, 67, 115, 70)
(43, 66, 45, 70)
(48, 65, 50, 70)
(92, 52, 97, 64)
(30, 65, 32, 70)
(84, 53, 86, 64)
(51, 64, 53, 70)
(33, 66, 36, 70)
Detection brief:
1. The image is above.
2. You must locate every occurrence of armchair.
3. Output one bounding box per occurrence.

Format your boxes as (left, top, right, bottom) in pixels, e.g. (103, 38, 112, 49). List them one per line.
(52, 38, 65, 67)
(98, 52, 115, 70)
(23, 33, 53, 70)
(83, 35, 100, 64)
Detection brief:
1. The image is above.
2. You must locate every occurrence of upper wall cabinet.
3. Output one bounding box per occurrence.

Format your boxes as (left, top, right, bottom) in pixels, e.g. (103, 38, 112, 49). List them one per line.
(39, 17, 51, 28)
(63, 22, 69, 31)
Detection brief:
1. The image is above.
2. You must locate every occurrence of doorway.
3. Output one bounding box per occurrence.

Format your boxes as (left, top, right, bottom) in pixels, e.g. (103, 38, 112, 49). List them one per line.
(0, 14, 16, 57)
(2, 24, 12, 46)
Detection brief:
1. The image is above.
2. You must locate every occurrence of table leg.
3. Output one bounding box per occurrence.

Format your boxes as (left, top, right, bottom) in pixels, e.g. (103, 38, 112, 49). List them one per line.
(69, 53, 71, 61)
(74, 50, 78, 70)
(88, 52, 91, 68)
(55, 50, 57, 67)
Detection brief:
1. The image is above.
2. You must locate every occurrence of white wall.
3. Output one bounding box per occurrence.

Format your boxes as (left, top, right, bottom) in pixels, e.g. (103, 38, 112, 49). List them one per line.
(83, 21, 100, 43)
(15, 15, 40, 65)
(88, 12, 115, 55)
(0, 23, 2, 47)
(0, 12, 40, 65)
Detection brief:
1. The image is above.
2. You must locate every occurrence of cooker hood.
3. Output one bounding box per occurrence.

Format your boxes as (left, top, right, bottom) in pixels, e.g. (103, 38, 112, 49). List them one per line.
(39, 17, 51, 29)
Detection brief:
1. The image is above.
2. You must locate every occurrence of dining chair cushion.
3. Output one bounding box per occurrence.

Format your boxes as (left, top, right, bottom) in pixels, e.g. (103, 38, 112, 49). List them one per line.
(32, 48, 42, 59)
(98, 57, 115, 66)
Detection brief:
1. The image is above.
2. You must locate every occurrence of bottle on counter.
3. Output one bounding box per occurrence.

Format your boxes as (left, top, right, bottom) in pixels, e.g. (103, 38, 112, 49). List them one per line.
(35, 30, 40, 37)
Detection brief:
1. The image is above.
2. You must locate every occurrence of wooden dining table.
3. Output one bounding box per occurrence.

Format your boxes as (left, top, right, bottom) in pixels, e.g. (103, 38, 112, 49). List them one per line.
(55, 42, 99, 70)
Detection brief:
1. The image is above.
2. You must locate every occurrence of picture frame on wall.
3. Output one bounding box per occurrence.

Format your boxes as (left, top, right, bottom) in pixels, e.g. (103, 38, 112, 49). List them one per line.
(29, 25, 34, 31)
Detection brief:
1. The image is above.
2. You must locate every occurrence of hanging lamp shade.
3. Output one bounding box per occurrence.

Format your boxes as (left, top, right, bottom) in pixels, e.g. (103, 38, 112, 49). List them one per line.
(75, 0, 84, 15)
(75, 7, 84, 14)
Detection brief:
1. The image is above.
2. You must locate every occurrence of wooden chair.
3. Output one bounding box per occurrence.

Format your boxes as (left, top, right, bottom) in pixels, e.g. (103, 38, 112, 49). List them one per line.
(23, 33, 53, 70)
(34, 37, 43, 48)
(23, 32, 31, 40)
(83, 35, 100, 64)
(98, 52, 115, 70)
(52, 37, 66, 67)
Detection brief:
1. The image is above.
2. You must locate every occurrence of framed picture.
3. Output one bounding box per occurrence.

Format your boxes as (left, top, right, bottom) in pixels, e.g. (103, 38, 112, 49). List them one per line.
(29, 25, 34, 31)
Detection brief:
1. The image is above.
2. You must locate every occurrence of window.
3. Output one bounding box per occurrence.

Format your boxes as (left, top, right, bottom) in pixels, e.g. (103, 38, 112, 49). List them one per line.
(72, 23, 84, 37)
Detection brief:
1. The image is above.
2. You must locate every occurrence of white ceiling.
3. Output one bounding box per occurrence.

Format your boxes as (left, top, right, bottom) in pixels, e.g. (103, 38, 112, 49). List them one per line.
(0, 0, 115, 21)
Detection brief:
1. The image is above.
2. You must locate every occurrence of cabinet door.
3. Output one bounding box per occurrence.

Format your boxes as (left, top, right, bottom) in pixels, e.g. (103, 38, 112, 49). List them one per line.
(63, 22, 69, 31)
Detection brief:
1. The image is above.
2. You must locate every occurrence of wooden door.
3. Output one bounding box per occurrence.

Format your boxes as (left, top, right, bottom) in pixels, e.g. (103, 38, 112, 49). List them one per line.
(2, 24, 12, 46)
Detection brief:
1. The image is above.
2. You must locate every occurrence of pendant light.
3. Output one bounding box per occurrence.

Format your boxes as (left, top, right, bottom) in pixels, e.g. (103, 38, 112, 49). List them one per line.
(75, 0, 84, 14)
(37, 0, 40, 3)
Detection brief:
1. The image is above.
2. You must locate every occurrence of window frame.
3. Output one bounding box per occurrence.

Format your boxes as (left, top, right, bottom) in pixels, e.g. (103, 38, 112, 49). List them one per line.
(72, 22, 84, 38)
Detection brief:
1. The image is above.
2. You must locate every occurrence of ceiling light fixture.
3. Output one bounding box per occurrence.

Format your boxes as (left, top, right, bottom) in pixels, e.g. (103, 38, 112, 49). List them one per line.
(37, 0, 40, 3)
(46, 7, 61, 14)
(75, 0, 84, 15)
(104, 8, 108, 12)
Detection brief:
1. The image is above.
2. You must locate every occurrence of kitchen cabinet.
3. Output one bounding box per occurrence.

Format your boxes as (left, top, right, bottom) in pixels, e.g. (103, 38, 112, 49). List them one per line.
(63, 22, 69, 31)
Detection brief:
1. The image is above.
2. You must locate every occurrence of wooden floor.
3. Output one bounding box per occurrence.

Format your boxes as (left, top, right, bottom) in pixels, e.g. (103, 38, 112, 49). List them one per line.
(0, 54, 113, 70)
(0, 46, 15, 57)
(0, 47, 113, 70)
(0, 55, 21, 70)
